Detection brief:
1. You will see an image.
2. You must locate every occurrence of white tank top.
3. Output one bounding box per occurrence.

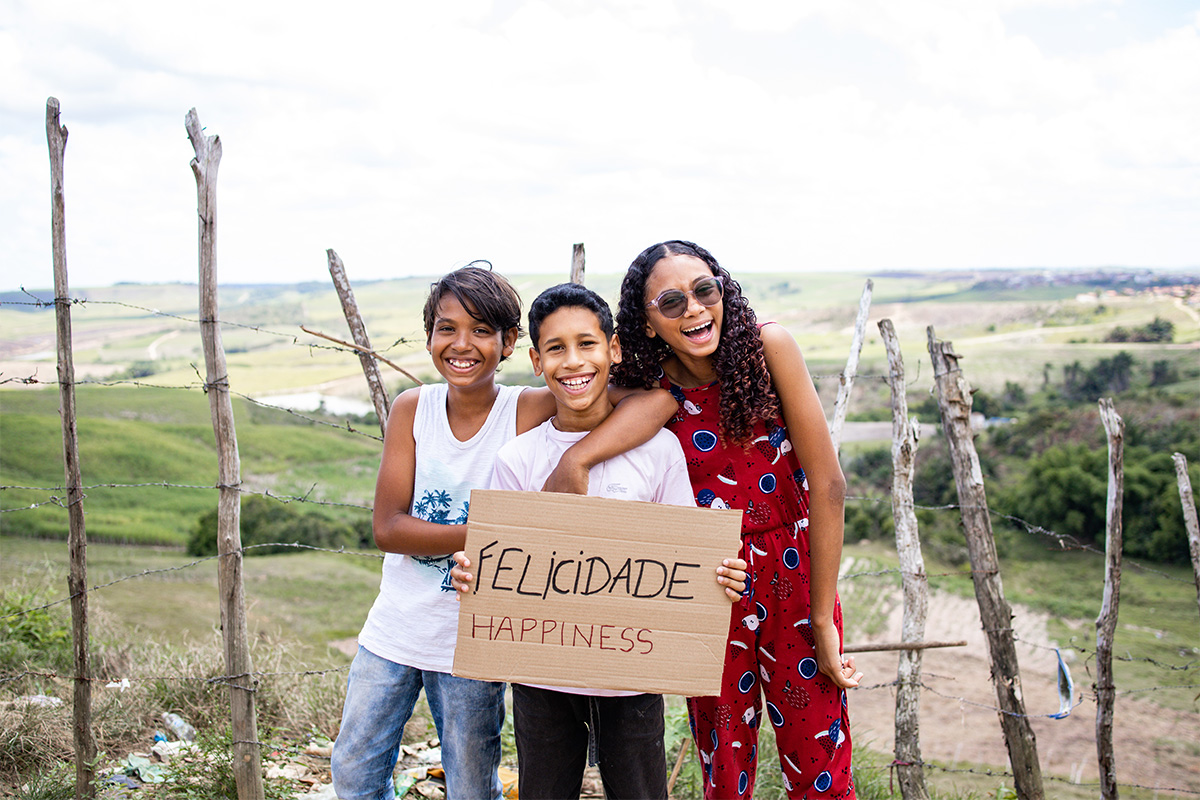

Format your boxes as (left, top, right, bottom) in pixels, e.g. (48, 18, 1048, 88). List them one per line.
(357, 382, 524, 671)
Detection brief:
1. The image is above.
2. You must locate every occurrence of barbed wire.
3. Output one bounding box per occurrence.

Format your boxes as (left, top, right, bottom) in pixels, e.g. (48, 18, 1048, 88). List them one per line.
(227, 387, 382, 441)
(842, 493, 1194, 584)
(857, 760, 1200, 797)
(0, 481, 373, 513)
(0, 664, 351, 691)
(1117, 683, 1200, 696)
(917, 678, 1088, 720)
(1046, 634, 1200, 673)
(0, 371, 385, 441)
(4, 290, 417, 353)
(0, 495, 70, 513)
(0, 541, 383, 622)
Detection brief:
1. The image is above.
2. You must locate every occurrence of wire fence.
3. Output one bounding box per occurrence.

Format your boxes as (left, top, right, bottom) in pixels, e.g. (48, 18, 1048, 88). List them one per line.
(3, 287, 1198, 797)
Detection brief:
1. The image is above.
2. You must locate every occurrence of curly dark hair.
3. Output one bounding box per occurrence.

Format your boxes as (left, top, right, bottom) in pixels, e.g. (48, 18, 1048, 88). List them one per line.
(610, 240, 779, 445)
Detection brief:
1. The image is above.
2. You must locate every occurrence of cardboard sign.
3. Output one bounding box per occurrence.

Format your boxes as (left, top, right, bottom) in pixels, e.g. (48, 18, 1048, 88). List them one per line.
(453, 489, 742, 696)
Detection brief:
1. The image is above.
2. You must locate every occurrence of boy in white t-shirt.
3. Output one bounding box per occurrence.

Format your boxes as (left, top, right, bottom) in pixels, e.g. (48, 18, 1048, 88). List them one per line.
(452, 283, 747, 800)
(331, 265, 681, 800)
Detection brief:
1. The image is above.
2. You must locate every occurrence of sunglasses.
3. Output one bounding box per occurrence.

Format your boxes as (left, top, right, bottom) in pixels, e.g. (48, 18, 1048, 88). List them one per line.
(645, 276, 724, 319)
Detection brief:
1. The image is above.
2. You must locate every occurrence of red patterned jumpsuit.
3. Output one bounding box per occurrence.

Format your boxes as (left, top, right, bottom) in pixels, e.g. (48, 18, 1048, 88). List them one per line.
(661, 376, 855, 799)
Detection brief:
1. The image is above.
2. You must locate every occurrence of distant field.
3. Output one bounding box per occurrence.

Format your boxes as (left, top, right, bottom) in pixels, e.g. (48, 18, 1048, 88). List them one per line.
(3, 268, 1197, 544)
(4, 269, 1197, 399)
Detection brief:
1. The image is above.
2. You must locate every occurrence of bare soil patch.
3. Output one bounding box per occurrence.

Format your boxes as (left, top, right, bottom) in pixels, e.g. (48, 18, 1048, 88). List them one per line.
(847, 590, 1200, 792)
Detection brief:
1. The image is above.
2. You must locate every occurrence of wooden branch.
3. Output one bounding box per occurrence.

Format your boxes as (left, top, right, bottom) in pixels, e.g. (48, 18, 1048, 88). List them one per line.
(843, 640, 965, 654)
(879, 317, 930, 800)
(829, 279, 873, 454)
(299, 325, 423, 386)
(1172, 452, 1200, 625)
(571, 242, 586, 285)
(927, 326, 1044, 800)
(47, 96, 97, 800)
(1096, 398, 1124, 800)
(667, 737, 691, 794)
(187, 107, 264, 800)
(326, 249, 390, 436)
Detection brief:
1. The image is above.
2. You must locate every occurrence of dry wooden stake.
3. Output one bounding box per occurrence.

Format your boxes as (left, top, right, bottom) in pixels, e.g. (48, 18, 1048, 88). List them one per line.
(927, 326, 1044, 800)
(879, 317, 930, 800)
(299, 325, 423, 387)
(327, 249, 390, 436)
(829, 279, 873, 454)
(1095, 399, 1124, 800)
(571, 242, 586, 285)
(47, 95, 97, 800)
(186, 107, 264, 800)
(1172, 452, 1200, 625)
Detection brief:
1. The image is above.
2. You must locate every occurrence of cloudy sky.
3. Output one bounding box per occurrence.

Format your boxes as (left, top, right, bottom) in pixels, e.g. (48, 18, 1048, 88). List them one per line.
(2, 0, 1197, 292)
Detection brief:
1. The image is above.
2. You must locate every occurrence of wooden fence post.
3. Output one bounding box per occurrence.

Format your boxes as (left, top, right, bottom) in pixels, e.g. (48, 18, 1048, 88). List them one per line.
(829, 279, 873, 454)
(1172, 452, 1200, 624)
(926, 327, 1044, 800)
(879, 319, 929, 800)
(327, 249, 389, 436)
(46, 96, 97, 800)
(1095, 399, 1124, 800)
(186, 108, 264, 800)
(570, 243, 586, 285)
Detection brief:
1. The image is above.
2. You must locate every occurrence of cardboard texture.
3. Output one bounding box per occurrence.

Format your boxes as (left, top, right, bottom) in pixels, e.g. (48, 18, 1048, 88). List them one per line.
(453, 490, 742, 696)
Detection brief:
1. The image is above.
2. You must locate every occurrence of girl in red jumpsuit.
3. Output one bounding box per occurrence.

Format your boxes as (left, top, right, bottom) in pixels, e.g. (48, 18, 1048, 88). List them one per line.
(611, 241, 862, 799)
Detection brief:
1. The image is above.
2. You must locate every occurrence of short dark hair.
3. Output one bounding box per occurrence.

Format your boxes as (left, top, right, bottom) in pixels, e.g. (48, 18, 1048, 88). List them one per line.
(423, 261, 523, 360)
(528, 283, 614, 351)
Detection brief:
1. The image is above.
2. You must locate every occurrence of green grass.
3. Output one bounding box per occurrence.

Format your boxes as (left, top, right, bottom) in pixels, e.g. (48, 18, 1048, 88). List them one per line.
(0, 538, 380, 664)
(1, 386, 379, 545)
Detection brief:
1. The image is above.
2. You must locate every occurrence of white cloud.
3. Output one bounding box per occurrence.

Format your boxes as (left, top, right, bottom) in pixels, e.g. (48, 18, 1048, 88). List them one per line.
(0, 0, 1195, 293)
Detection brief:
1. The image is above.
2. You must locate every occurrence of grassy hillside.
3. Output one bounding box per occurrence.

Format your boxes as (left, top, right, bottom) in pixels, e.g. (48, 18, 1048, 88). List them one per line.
(1, 387, 379, 545)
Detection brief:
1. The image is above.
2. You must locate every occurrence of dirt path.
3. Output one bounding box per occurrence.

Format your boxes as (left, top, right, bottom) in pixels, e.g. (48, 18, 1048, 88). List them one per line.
(846, 590, 1200, 792)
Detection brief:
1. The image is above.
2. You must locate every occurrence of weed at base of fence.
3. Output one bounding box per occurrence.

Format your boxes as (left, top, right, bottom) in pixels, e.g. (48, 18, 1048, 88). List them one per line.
(9, 761, 75, 800)
(146, 725, 293, 800)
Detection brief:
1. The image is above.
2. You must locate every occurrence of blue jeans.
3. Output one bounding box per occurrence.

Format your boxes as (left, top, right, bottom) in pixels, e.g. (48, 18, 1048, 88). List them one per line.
(331, 646, 505, 800)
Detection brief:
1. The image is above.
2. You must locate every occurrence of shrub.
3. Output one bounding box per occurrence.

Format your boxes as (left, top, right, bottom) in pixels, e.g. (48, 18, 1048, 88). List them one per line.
(0, 590, 73, 677)
(187, 495, 358, 557)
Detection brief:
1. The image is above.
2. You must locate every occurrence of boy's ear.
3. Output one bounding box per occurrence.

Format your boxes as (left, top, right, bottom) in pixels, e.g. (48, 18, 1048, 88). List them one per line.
(529, 345, 543, 377)
(425, 332, 433, 353)
(502, 328, 518, 358)
(609, 334, 622, 365)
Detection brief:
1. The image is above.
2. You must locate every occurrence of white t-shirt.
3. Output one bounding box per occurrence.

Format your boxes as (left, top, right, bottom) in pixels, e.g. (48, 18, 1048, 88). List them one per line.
(490, 417, 696, 696)
(357, 382, 524, 672)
